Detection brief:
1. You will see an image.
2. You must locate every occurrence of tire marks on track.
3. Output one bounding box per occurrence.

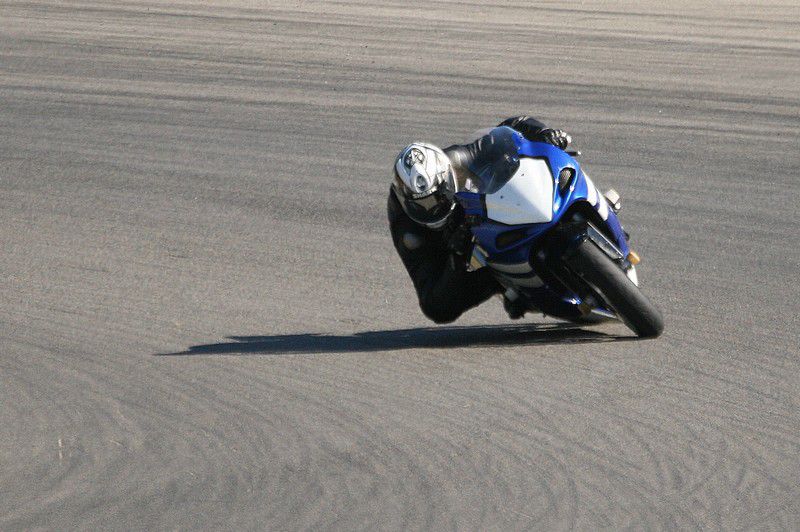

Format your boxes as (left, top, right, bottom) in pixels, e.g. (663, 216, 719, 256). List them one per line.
(2, 0, 799, 528)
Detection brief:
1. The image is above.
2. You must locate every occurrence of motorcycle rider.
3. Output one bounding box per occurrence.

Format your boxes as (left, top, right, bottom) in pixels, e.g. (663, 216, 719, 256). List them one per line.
(388, 116, 572, 323)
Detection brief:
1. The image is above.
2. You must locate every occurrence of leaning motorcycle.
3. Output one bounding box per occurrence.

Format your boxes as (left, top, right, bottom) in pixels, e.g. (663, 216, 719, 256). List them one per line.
(453, 126, 664, 338)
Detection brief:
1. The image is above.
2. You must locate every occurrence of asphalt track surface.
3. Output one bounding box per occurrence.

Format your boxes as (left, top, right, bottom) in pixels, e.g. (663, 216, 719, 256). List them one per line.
(2, 1, 800, 529)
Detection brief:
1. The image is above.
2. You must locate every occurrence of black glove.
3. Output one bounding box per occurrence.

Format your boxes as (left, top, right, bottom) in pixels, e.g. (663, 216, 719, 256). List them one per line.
(440, 219, 472, 272)
(540, 128, 571, 150)
(446, 225, 473, 258)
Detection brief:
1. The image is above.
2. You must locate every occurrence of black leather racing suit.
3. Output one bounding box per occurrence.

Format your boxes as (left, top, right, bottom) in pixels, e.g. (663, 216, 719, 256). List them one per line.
(387, 116, 566, 324)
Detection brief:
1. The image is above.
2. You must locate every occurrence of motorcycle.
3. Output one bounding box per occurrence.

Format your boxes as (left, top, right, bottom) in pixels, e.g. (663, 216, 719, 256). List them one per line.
(453, 126, 664, 338)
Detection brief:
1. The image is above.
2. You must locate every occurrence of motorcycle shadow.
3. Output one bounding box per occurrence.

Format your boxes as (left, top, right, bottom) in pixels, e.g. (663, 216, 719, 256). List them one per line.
(158, 322, 633, 357)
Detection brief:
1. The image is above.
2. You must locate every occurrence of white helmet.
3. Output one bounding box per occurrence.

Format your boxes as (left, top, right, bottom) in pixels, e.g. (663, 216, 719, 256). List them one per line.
(392, 142, 457, 229)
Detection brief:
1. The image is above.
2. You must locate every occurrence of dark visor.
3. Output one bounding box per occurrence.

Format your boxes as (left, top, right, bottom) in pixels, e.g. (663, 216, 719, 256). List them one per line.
(395, 178, 452, 226)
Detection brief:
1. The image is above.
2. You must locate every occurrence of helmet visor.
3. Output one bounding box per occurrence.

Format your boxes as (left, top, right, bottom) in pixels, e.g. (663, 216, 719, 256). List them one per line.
(394, 177, 453, 227)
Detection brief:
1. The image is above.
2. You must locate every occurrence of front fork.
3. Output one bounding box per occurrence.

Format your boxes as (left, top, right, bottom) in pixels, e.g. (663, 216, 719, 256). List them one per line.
(534, 216, 634, 317)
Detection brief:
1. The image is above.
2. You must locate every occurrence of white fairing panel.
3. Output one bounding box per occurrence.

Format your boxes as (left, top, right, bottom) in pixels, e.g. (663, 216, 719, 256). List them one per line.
(584, 174, 609, 220)
(485, 158, 554, 225)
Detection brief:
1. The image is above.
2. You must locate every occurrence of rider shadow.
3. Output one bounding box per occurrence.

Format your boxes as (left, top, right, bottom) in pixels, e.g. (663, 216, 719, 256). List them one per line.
(157, 323, 631, 357)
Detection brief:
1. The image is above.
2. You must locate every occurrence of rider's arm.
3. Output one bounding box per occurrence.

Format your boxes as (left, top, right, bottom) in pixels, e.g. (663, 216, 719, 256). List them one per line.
(499, 116, 571, 150)
(498, 116, 549, 139)
(388, 190, 500, 324)
(445, 116, 554, 168)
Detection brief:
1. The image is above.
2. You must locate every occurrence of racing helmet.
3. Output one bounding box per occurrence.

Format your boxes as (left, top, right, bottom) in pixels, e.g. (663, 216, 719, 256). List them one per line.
(392, 142, 457, 229)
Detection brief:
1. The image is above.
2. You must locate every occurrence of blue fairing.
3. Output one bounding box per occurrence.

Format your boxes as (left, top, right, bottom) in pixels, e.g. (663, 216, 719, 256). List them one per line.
(454, 129, 631, 320)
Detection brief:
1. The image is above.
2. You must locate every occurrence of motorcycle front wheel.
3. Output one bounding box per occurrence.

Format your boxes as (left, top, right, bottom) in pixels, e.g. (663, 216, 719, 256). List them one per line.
(566, 238, 665, 338)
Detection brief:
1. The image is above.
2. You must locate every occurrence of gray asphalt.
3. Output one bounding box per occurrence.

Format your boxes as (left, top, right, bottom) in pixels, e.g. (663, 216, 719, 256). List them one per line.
(2, 1, 799, 529)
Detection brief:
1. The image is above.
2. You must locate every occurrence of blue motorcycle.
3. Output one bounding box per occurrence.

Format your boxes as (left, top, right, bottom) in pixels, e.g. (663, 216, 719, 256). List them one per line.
(454, 126, 664, 338)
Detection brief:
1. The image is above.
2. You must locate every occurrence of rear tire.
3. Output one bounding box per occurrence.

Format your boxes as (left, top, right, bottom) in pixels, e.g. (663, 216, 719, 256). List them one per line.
(567, 238, 664, 338)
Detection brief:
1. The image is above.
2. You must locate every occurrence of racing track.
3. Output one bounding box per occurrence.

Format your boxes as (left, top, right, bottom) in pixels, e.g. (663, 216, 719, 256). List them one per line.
(2, 1, 799, 528)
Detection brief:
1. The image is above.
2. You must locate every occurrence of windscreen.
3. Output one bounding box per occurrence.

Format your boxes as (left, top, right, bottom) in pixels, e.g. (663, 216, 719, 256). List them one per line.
(465, 126, 524, 194)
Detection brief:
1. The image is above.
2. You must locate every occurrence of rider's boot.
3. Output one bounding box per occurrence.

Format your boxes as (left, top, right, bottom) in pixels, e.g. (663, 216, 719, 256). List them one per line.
(502, 289, 526, 320)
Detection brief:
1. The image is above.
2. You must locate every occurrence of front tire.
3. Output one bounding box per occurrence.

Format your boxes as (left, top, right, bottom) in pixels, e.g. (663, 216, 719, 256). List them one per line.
(566, 238, 664, 338)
